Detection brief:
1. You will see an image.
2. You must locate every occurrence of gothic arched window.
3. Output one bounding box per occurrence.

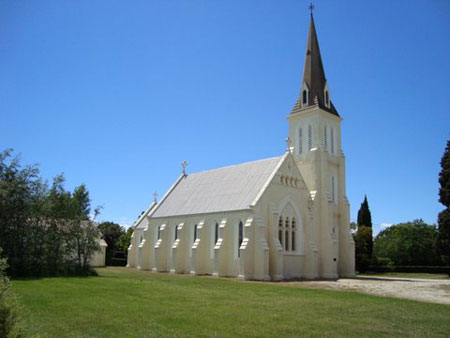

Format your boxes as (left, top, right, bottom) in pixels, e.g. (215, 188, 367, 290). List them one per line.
(308, 125, 312, 151)
(325, 90, 329, 107)
(298, 128, 303, 154)
(302, 90, 307, 104)
(331, 127, 334, 155)
(278, 216, 283, 246)
(215, 222, 219, 244)
(238, 221, 243, 257)
(193, 224, 198, 242)
(332, 176, 336, 202)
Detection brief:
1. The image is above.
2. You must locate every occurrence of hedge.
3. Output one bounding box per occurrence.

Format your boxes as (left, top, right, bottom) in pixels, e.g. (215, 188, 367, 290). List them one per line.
(367, 266, 450, 274)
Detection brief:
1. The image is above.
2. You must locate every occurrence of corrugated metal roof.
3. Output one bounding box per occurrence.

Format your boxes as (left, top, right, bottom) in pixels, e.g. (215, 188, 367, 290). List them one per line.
(150, 156, 283, 218)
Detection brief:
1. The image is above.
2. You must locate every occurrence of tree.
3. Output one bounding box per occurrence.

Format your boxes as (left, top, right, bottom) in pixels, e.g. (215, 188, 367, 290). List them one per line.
(354, 195, 373, 272)
(0, 149, 101, 277)
(119, 227, 134, 253)
(437, 140, 450, 275)
(98, 222, 124, 265)
(373, 220, 440, 266)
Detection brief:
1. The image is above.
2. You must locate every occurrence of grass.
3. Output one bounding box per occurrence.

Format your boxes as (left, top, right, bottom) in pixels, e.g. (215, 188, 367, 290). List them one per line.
(12, 267, 450, 338)
(358, 272, 450, 280)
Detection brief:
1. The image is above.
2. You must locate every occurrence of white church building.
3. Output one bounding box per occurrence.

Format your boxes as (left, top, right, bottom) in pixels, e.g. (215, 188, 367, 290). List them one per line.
(126, 14, 355, 280)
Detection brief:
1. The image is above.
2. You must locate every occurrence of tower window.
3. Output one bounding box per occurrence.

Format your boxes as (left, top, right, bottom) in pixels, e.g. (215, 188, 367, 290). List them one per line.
(332, 176, 336, 202)
(325, 90, 329, 107)
(193, 224, 198, 242)
(308, 125, 312, 151)
(331, 127, 334, 155)
(157, 226, 161, 240)
(298, 127, 303, 154)
(174, 226, 178, 241)
(302, 90, 307, 105)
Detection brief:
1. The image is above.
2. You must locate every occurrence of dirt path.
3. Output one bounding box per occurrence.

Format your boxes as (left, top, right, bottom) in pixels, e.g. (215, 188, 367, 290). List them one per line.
(283, 277, 450, 305)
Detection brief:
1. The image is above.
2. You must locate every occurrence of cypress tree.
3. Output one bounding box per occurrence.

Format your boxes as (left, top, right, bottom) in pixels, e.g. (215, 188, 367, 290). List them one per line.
(357, 195, 373, 229)
(437, 140, 450, 275)
(355, 195, 373, 272)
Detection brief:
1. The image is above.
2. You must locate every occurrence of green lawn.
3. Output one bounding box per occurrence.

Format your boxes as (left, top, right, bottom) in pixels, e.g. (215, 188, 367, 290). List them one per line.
(12, 267, 450, 338)
(358, 272, 450, 280)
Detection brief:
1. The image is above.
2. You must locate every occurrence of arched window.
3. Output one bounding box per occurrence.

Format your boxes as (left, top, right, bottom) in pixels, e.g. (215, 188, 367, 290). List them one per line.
(291, 231, 296, 251)
(278, 216, 283, 246)
(302, 90, 307, 104)
(324, 126, 327, 149)
(331, 127, 334, 155)
(238, 221, 243, 257)
(215, 222, 219, 244)
(140, 235, 143, 243)
(193, 224, 198, 242)
(308, 125, 312, 151)
(325, 90, 329, 107)
(284, 217, 289, 251)
(285, 230, 289, 251)
(157, 226, 161, 240)
(174, 226, 178, 241)
(332, 176, 335, 202)
(298, 128, 303, 154)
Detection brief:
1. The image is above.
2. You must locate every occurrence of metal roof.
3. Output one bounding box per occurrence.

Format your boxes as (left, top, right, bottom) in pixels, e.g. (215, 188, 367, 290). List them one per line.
(150, 156, 283, 218)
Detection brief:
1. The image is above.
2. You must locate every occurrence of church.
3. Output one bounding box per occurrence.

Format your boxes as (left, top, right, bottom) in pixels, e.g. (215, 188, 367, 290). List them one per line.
(126, 13, 355, 280)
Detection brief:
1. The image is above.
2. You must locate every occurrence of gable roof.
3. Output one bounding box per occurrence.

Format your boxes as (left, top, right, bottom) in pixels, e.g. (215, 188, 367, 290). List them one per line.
(149, 155, 284, 218)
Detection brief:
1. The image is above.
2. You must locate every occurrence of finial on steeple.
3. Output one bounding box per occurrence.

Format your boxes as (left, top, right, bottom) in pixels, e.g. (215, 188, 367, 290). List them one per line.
(181, 160, 188, 175)
(153, 191, 158, 203)
(308, 2, 314, 15)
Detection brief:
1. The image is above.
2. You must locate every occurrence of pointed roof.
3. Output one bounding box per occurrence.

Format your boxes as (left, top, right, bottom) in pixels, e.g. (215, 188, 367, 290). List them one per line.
(149, 155, 285, 218)
(291, 14, 339, 116)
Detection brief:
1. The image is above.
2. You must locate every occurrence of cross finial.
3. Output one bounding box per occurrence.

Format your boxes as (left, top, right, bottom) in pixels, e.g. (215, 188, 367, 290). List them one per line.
(309, 2, 314, 15)
(153, 191, 158, 203)
(285, 137, 293, 153)
(181, 160, 188, 175)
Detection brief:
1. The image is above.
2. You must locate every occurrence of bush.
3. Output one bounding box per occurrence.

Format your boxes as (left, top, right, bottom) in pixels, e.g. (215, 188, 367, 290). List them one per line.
(0, 249, 22, 338)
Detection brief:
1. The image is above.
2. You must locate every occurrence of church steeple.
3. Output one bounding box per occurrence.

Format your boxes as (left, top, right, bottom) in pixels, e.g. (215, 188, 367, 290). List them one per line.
(291, 13, 339, 116)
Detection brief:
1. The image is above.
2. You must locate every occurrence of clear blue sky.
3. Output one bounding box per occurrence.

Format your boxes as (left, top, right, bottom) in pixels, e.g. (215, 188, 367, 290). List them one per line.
(1, 1, 449, 234)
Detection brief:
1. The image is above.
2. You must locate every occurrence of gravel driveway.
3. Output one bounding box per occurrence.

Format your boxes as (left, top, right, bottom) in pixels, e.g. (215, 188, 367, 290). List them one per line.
(284, 277, 450, 305)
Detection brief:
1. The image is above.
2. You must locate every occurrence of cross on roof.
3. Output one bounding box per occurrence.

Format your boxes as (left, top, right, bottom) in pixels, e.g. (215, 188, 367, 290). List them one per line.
(153, 191, 158, 203)
(309, 2, 314, 14)
(181, 160, 188, 175)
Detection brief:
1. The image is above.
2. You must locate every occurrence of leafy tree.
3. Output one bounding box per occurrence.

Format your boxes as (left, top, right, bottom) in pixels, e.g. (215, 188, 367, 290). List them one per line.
(354, 196, 373, 272)
(354, 226, 372, 272)
(98, 222, 124, 265)
(0, 248, 22, 337)
(437, 140, 450, 275)
(373, 220, 440, 266)
(0, 149, 101, 277)
(119, 227, 134, 253)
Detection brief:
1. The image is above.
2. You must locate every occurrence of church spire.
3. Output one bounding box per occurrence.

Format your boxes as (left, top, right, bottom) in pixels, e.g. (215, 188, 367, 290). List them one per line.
(291, 12, 339, 116)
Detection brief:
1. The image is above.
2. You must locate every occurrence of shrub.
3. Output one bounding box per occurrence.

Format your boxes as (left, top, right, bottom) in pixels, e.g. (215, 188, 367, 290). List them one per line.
(0, 249, 22, 338)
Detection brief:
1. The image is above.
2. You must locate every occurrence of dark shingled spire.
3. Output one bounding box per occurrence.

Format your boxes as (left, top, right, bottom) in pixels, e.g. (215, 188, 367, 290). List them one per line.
(291, 14, 339, 116)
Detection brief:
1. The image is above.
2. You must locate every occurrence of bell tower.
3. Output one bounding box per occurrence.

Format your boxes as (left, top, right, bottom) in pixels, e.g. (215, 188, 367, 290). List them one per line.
(288, 12, 355, 278)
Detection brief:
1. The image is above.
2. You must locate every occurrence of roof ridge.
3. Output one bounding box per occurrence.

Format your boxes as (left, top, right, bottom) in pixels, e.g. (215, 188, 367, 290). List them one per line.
(187, 155, 283, 176)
